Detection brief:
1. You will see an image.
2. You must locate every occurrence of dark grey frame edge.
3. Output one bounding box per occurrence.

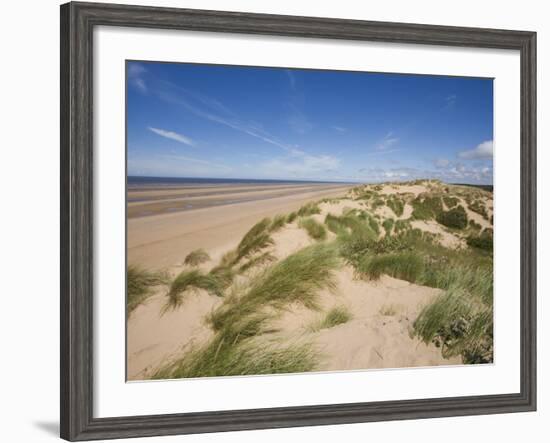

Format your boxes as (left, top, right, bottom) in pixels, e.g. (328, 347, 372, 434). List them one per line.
(60, 2, 536, 441)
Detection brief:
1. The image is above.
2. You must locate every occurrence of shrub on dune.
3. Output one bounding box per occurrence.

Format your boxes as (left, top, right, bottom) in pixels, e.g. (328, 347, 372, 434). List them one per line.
(436, 206, 468, 229)
(183, 248, 210, 266)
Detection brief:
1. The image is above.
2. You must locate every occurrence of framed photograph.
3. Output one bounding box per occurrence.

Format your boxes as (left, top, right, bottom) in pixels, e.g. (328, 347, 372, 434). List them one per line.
(60, 2, 536, 441)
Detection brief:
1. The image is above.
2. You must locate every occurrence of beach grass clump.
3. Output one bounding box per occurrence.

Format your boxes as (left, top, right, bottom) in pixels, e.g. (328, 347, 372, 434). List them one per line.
(309, 306, 352, 332)
(468, 200, 489, 220)
(269, 214, 287, 232)
(238, 251, 276, 273)
(436, 206, 468, 229)
(127, 265, 167, 315)
(286, 211, 298, 223)
(209, 243, 340, 332)
(394, 219, 411, 233)
(325, 213, 345, 234)
(183, 249, 210, 267)
(208, 265, 235, 289)
(469, 219, 482, 232)
(236, 217, 274, 261)
(152, 331, 317, 379)
(371, 198, 385, 209)
(411, 195, 443, 220)
(164, 269, 225, 311)
(387, 196, 404, 217)
(297, 202, 321, 217)
(356, 251, 424, 282)
(382, 218, 394, 236)
(413, 287, 493, 363)
(380, 304, 398, 316)
(299, 217, 327, 240)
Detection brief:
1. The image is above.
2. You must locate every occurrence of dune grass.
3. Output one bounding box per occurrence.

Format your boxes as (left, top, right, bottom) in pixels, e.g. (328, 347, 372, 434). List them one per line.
(468, 200, 489, 220)
(127, 265, 167, 315)
(297, 201, 321, 216)
(299, 217, 327, 240)
(164, 269, 225, 312)
(152, 332, 317, 379)
(209, 243, 340, 332)
(309, 306, 352, 332)
(382, 218, 394, 236)
(411, 195, 443, 220)
(286, 211, 298, 223)
(380, 304, 398, 316)
(356, 251, 424, 282)
(386, 196, 404, 217)
(443, 196, 459, 208)
(414, 287, 493, 363)
(183, 249, 210, 267)
(235, 217, 274, 261)
(238, 251, 276, 273)
(269, 214, 287, 232)
(154, 243, 341, 379)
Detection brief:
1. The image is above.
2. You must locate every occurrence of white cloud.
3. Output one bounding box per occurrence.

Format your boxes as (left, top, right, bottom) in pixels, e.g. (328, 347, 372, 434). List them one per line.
(332, 126, 347, 133)
(128, 63, 148, 93)
(148, 127, 195, 146)
(434, 158, 450, 168)
(458, 140, 493, 160)
(375, 132, 399, 150)
(261, 153, 340, 177)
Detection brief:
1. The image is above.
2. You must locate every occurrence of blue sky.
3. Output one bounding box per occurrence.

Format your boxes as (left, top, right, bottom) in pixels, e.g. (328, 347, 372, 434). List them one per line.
(127, 61, 493, 184)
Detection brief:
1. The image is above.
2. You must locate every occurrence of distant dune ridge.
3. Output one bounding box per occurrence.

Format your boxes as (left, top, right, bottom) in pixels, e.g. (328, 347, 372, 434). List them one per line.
(126, 179, 494, 380)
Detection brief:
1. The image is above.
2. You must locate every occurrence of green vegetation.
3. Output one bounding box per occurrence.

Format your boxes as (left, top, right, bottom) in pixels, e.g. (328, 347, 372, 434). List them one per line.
(286, 211, 298, 223)
(468, 200, 489, 220)
(238, 251, 276, 273)
(467, 230, 493, 251)
(371, 198, 385, 209)
(235, 218, 274, 261)
(209, 243, 340, 332)
(299, 217, 328, 240)
(443, 196, 459, 208)
(297, 202, 321, 217)
(127, 265, 166, 315)
(411, 195, 443, 220)
(164, 269, 225, 312)
(382, 218, 394, 235)
(386, 196, 404, 217)
(269, 214, 287, 232)
(309, 306, 352, 332)
(155, 243, 341, 379)
(356, 251, 424, 282)
(183, 249, 210, 267)
(436, 206, 468, 229)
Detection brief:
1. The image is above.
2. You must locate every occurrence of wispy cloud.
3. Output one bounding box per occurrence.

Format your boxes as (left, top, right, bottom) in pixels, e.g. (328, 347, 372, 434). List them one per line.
(128, 63, 148, 93)
(433, 158, 450, 168)
(162, 154, 230, 171)
(443, 94, 457, 109)
(260, 153, 340, 178)
(458, 140, 493, 160)
(375, 132, 399, 150)
(148, 127, 195, 146)
(332, 126, 347, 133)
(365, 148, 401, 157)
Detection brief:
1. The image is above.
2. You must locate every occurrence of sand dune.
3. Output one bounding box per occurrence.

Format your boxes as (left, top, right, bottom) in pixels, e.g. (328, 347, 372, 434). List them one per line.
(127, 180, 493, 380)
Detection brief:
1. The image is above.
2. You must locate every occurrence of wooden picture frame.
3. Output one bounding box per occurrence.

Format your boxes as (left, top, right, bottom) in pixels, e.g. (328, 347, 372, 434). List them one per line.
(60, 2, 536, 440)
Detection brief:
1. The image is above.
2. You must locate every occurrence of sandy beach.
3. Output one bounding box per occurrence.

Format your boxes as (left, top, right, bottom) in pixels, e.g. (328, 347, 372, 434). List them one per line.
(128, 182, 352, 269)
